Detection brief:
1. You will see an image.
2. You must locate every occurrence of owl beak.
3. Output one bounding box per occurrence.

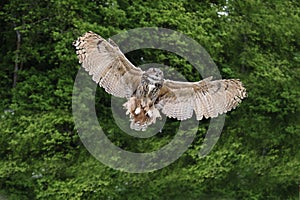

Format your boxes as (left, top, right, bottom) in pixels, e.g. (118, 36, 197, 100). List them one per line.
(148, 84, 156, 94)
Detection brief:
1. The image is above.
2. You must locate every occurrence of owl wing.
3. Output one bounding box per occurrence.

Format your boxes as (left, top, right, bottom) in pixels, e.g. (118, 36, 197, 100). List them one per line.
(156, 77, 247, 120)
(73, 31, 143, 98)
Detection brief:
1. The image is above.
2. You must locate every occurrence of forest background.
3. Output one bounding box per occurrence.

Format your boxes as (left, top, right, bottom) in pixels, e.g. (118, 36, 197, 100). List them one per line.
(0, 0, 299, 199)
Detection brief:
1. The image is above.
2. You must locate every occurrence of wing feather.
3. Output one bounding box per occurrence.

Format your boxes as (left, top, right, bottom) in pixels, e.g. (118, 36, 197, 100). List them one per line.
(73, 31, 143, 98)
(160, 86, 194, 120)
(157, 77, 247, 120)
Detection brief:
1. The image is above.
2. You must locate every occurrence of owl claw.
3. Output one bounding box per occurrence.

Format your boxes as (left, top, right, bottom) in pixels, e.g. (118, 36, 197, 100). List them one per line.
(146, 110, 152, 118)
(134, 107, 141, 115)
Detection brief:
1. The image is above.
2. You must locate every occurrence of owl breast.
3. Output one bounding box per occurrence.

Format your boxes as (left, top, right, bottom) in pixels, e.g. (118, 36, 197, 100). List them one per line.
(123, 68, 164, 131)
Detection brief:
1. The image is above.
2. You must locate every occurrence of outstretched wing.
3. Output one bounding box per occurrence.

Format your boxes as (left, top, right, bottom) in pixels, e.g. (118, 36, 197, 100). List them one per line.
(73, 31, 143, 98)
(157, 77, 247, 120)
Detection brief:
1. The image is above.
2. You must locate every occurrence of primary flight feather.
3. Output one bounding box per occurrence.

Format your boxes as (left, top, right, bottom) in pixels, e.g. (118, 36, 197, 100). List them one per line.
(73, 31, 247, 131)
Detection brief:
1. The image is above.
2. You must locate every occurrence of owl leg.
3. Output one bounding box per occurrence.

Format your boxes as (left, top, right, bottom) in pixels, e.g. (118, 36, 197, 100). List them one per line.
(123, 98, 146, 121)
(146, 106, 161, 124)
(123, 97, 136, 116)
(123, 98, 161, 131)
(134, 107, 141, 115)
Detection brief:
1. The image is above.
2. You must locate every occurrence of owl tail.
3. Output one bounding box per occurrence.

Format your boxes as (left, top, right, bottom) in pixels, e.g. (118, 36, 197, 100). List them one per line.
(123, 97, 161, 131)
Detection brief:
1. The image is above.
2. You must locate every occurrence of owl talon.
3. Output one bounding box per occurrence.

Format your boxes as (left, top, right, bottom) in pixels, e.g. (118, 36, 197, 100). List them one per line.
(74, 32, 247, 131)
(146, 110, 152, 118)
(134, 107, 141, 115)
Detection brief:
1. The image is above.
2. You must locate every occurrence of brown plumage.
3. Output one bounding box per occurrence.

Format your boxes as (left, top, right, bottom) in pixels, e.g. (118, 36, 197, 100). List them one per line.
(73, 31, 247, 131)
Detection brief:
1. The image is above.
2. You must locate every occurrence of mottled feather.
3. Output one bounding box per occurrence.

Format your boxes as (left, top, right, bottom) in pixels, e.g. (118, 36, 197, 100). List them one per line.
(73, 32, 247, 131)
(73, 31, 143, 98)
(158, 77, 247, 120)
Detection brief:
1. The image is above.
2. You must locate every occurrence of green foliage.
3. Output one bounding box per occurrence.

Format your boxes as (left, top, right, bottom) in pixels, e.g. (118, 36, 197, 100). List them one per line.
(0, 0, 299, 199)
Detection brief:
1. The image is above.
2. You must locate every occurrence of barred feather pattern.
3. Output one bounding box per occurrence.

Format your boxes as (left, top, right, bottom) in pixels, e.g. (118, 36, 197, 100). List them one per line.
(73, 31, 143, 98)
(122, 68, 164, 131)
(73, 32, 247, 131)
(157, 77, 247, 121)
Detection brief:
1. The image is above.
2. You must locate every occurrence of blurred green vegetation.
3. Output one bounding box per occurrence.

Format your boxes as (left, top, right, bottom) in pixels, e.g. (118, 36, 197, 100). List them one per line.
(0, 0, 299, 199)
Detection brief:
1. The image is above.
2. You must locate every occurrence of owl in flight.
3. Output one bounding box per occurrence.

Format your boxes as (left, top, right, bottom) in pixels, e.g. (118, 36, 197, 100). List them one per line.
(73, 31, 247, 131)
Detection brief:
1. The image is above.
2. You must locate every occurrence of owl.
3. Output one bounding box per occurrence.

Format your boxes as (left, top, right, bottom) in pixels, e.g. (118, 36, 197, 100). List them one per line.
(73, 31, 247, 131)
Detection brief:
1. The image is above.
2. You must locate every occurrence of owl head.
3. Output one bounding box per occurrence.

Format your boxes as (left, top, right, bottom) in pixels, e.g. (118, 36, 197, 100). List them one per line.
(144, 68, 164, 82)
(141, 68, 164, 95)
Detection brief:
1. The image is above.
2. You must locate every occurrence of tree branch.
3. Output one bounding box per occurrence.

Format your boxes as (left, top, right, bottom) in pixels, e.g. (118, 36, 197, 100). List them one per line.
(13, 28, 21, 88)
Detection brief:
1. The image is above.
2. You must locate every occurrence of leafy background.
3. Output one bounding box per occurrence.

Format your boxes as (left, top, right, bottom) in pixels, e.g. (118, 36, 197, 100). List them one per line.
(0, 0, 299, 199)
